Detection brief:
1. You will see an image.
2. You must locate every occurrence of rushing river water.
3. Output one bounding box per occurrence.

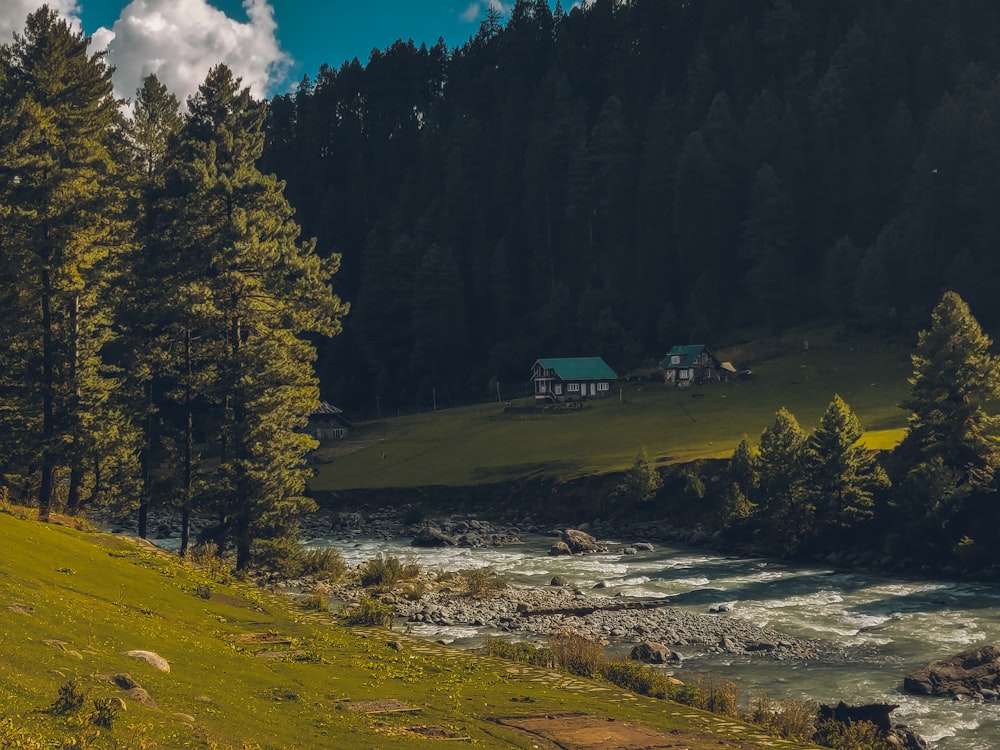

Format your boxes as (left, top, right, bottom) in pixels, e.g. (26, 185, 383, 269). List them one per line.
(309, 533, 1000, 748)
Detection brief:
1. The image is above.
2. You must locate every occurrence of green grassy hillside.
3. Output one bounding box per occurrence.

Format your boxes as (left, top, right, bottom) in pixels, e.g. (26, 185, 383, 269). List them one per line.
(313, 338, 911, 490)
(0, 510, 822, 749)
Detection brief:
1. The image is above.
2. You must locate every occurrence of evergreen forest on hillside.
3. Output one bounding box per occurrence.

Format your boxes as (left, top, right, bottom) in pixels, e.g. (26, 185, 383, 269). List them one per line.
(262, 0, 1000, 415)
(3, 2, 1000, 573)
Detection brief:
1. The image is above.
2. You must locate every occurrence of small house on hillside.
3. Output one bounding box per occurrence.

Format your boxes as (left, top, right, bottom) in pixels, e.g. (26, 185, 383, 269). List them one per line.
(308, 402, 352, 439)
(659, 345, 729, 386)
(531, 357, 618, 402)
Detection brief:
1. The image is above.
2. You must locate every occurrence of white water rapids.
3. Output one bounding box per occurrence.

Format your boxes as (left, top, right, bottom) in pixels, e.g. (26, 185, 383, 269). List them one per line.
(309, 533, 1000, 748)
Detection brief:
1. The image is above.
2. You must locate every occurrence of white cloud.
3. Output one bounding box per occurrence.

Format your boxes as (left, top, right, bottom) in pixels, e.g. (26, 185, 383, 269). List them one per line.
(104, 0, 291, 104)
(460, 3, 480, 23)
(0, 1, 82, 40)
(1, 1, 291, 104)
(460, 1, 513, 25)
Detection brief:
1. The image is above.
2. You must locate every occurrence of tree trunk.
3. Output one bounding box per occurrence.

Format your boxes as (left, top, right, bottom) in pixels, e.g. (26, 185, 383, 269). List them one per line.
(67, 467, 83, 513)
(38, 271, 55, 522)
(235, 515, 251, 571)
(180, 506, 190, 557)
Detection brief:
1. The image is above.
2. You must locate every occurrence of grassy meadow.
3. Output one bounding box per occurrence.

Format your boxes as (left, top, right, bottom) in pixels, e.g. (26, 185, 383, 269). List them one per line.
(0, 509, 823, 749)
(313, 336, 913, 490)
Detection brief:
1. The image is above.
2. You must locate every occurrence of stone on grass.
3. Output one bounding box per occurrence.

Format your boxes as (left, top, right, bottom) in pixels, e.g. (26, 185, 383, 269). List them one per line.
(125, 650, 170, 672)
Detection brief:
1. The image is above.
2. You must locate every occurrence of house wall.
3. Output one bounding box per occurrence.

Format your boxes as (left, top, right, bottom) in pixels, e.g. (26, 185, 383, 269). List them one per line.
(535, 379, 611, 401)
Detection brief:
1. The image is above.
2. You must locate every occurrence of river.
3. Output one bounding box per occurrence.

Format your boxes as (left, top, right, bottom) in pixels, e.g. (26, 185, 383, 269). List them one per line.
(309, 533, 1000, 748)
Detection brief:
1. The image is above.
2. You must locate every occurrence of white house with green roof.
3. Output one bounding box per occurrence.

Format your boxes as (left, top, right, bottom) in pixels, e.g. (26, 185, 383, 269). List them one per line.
(531, 357, 618, 402)
(659, 344, 725, 386)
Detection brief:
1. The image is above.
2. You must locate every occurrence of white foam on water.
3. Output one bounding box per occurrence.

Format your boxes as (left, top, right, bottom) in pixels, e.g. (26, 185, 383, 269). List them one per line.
(672, 576, 711, 587)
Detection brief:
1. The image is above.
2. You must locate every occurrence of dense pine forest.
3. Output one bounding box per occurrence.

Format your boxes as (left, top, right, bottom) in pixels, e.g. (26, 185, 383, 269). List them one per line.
(4, 1, 1000, 570)
(262, 0, 1000, 415)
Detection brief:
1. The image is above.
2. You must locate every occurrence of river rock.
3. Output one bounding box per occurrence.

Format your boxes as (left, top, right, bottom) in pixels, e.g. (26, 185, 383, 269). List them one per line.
(549, 541, 572, 556)
(559, 528, 607, 554)
(550, 576, 568, 586)
(903, 645, 1000, 699)
(629, 641, 673, 664)
(411, 526, 457, 547)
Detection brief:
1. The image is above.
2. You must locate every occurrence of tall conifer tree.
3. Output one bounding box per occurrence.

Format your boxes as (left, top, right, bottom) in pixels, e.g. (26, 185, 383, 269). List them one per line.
(756, 407, 808, 553)
(0, 8, 133, 519)
(803, 394, 889, 542)
(120, 75, 186, 541)
(161, 65, 347, 569)
(894, 291, 1000, 534)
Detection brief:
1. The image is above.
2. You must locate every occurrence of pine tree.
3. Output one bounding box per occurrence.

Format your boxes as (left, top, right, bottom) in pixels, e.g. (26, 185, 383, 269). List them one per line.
(803, 395, 889, 542)
(893, 291, 1000, 530)
(615, 447, 663, 504)
(755, 407, 808, 553)
(164, 65, 348, 570)
(720, 436, 758, 527)
(119, 75, 186, 542)
(0, 8, 134, 520)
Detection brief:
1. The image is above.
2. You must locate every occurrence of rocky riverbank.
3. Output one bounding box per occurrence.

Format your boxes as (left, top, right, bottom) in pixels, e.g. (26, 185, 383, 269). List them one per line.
(273, 505, 873, 667)
(110, 502, 875, 666)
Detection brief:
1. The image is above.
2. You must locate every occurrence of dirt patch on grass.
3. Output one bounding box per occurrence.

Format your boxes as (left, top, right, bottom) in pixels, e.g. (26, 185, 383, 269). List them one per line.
(387, 725, 471, 740)
(492, 712, 758, 750)
(342, 699, 420, 714)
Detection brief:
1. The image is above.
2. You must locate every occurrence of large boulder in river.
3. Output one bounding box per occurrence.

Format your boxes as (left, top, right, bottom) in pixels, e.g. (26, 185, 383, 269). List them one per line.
(903, 645, 1000, 699)
(411, 525, 457, 547)
(629, 642, 676, 664)
(818, 702, 897, 734)
(559, 528, 607, 554)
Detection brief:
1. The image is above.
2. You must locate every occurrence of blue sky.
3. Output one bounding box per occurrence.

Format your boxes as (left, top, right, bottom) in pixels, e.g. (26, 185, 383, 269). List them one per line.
(0, 0, 518, 102)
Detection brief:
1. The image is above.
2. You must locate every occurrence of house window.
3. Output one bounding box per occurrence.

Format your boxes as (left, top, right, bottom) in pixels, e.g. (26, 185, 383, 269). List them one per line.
(567, 383, 580, 392)
(671, 355, 680, 364)
(679, 369, 690, 380)
(555, 384, 563, 395)
(597, 382, 609, 392)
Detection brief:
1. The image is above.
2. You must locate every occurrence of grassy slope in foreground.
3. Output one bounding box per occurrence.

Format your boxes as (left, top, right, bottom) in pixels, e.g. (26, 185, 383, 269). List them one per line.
(0, 511, 821, 749)
(313, 341, 911, 490)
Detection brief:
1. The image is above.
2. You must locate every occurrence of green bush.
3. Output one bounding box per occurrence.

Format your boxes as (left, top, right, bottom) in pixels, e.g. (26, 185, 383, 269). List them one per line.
(747, 690, 817, 741)
(600, 660, 677, 700)
(50, 678, 86, 714)
(300, 593, 329, 611)
(300, 547, 347, 580)
(340, 595, 394, 627)
(695, 674, 741, 718)
(482, 638, 555, 668)
(460, 567, 508, 598)
(547, 631, 605, 678)
(89, 697, 120, 729)
(251, 536, 306, 577)
(815, 719, 893, 750)
(358, 554, 420, 591)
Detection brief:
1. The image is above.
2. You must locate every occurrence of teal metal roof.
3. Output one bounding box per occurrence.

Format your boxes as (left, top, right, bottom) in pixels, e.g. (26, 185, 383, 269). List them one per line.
(534, 357, 618, 380)
(659, 344, 707, 369)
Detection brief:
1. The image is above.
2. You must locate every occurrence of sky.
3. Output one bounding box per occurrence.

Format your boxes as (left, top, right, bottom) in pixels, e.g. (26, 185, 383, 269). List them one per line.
(0, 0, 521, 104)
